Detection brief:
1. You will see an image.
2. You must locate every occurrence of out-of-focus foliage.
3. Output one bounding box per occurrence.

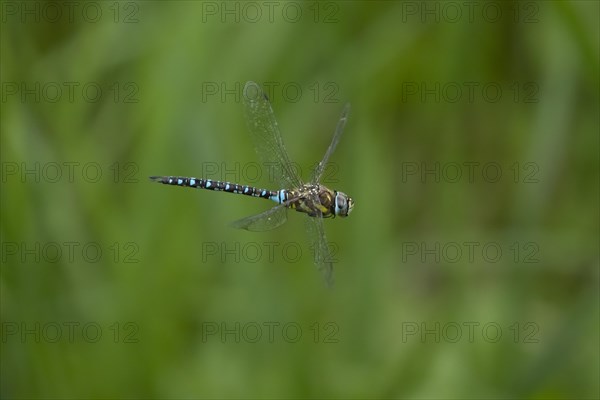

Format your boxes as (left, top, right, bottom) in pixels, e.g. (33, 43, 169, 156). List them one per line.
(1, 1, 598, 398)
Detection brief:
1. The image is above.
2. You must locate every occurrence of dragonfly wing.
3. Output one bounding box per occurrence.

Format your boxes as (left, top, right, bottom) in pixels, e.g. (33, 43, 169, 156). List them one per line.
(304, 207, 334, 287)
(311, 103, 351, 183)
(230, 204, 288, 232)
(243, 81, 303, 189)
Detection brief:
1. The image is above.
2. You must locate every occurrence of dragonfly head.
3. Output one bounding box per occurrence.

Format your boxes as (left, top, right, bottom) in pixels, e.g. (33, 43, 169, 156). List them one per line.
(334, 191, 354, 217)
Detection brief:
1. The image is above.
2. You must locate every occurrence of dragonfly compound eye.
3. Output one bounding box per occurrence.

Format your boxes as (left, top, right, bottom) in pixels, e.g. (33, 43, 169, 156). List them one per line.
(335, 191, 353, 217)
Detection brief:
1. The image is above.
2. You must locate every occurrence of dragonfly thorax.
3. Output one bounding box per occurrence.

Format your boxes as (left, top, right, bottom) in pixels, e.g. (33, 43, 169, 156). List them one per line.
(285, 184, 352, 219)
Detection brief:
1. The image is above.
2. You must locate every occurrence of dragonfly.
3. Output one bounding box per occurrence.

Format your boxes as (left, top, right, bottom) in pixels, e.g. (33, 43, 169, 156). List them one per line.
(150, 81, 353, 285)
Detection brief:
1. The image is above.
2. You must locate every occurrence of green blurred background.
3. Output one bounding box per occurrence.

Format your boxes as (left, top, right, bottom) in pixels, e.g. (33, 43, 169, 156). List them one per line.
(1, 1, 598, 398)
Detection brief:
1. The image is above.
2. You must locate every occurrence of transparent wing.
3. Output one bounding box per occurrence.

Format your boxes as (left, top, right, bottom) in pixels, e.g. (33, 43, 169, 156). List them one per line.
(311, 103, 351, 184)
(243, 81, 303, 189)
(304, 206, 334, 287)
(230, 204, 288, 232)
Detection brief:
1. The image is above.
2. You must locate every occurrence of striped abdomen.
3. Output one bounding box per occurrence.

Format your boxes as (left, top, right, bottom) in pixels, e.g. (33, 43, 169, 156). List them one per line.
(149, 176, 289, 204)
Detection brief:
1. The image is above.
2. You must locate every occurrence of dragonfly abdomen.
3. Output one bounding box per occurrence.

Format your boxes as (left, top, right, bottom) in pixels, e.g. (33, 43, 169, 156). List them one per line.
(149, 176, 289, 203)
